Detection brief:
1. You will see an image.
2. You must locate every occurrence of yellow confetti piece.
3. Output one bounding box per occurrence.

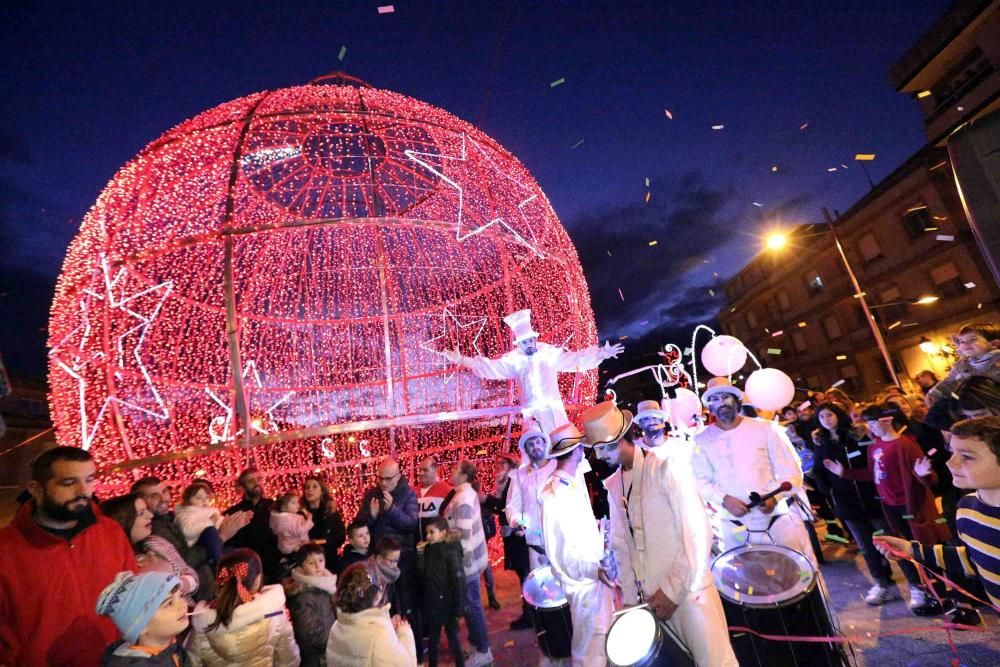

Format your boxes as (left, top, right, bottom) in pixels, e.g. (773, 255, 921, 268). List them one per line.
(748, 586, 754, 595)
(504, 640, 515, 648)
(827, 167, 838, 172)
(733, 525, 747, 533)
(734, 591, 740, 600)
(550, 77, 566, 88)
(855, 153, 876, 161)
(917, 90, 932, 98)
(645, 191, 651, 203)
(648, 240, 658, 246)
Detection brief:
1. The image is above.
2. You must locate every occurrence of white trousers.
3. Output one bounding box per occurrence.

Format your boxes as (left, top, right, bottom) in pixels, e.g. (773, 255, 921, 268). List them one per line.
(666, 586, 739, 667)
(566, 581, 614, 667)
(523, 403, 569, 436)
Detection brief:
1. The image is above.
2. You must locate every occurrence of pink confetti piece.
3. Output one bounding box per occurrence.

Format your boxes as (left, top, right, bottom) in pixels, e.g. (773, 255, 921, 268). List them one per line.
(831, 379, 846, 388)
(664, 109, 673, 119)
(799, 122, 809, 130)
(936, 234, 954, 241)
(377, 4, 395, 13)
(618, 288, 624, 302)
(927, 448, 937, 456)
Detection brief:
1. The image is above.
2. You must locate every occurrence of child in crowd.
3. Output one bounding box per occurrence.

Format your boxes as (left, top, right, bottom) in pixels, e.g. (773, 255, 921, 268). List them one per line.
(188, 548, 300, 666)
(367, 537, 403, 616)
(875, 416, 1000, 611)
(174, 482, 224, 566)
(286, 543, 338, 667)
(926, 323, 1000, 407)
(339, 520, 370, 571)
(96, 571, 192, 666)
(824, 403, 949, 615)
(270, 492, 315, 556)
(417, 517, 465, 667)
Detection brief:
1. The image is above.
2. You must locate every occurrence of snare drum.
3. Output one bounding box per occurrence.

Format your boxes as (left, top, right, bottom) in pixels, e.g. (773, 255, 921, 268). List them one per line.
(605, 606, 696, 667)
(522, 565, 572, 659)
(711, 544, 850, 666)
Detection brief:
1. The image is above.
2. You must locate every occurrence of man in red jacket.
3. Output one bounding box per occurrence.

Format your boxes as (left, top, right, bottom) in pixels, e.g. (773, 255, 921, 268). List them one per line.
(0, 446, 137, 666)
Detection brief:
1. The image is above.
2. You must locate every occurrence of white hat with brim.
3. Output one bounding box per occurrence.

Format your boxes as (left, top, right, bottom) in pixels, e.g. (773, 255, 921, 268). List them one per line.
(701, 377, 744, 403)
(547, 422, 585, 458)
(635, 399, 667, 422)
(518, 427, 550, 452)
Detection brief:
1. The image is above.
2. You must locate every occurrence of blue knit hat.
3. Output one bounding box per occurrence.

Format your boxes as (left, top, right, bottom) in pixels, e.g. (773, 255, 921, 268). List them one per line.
(96, 571, 181, 643)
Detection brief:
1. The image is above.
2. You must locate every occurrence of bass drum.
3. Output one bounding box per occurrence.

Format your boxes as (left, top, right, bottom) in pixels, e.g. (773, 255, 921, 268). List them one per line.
(605, 606, 696, 667)
(523, 565, 573, 659)
(711, 544, 851, 666)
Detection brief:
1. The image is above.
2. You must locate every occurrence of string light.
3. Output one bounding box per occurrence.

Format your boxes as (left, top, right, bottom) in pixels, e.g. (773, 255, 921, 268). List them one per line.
(47, 81, 599, 519)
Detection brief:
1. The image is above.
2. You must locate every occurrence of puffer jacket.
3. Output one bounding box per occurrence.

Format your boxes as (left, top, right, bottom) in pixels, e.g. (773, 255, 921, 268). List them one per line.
(325, 604, 416, 667)
(286, 568, 338, 667)
(101, 640, 193, 666)
(188, 585, 301, 667)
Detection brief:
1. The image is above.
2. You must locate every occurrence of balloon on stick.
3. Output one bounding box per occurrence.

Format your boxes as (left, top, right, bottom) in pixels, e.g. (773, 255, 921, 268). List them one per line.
(744, 368, 795, 412)
(701, 335, 748, 376)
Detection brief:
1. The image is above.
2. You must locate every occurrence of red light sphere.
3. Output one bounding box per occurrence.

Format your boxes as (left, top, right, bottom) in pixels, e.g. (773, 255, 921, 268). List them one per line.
(47, 76, 598, 508)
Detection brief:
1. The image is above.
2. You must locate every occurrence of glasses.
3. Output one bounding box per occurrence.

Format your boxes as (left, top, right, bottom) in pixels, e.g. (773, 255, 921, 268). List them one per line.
(378, 473, 399, 482)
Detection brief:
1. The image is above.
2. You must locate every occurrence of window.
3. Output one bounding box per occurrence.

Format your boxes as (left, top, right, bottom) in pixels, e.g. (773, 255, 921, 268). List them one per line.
(777, 290, 791, 311)
(902, 206, 935, 239)
(931, 262, 965, 298)
(806, 272, 825, 295)
(792, 331, 807, 352)
(858, 233, 883, 263)
(823, 315, 843, 340)
(877, 286, 907, 322)
(767, 298, 780, 321)
(746, 310, 758, 328)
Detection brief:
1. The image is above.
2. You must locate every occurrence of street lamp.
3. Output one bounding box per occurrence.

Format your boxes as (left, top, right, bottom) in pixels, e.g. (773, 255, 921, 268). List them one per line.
(867, 295, 940, 309)
(763, 209, 902, 387)
(918, 337, 939, 355)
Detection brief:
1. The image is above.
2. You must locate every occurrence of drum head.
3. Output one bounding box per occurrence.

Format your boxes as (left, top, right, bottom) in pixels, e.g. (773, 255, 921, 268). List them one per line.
(711, 544, 815, 607)
(606, 607, 658, 666)
(523, 565, 568, 608)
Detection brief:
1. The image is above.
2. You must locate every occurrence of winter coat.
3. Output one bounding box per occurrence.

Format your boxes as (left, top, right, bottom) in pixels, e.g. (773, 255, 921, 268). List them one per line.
(811, 430, 883, 521)
(443, 483, 489, 579)
(339, 547, 369, 573)
(175, 505, 223, 547)
(416, 539, 465, 625)
(150, 514, 215, 601)
(101, 640, 193, 666)
(140, 534, 200, 600)
(305, 503, 346, 572)
(188, 585, 301, 667)
(223, 497, 282, 582)
(325, 604, 417, 667)
(270, 511, 315, 555)
(927, 350, 1000, 405)
(354, 478, 419, 556)
(0, 500, 138, 667)
(286, 568, 338, 667)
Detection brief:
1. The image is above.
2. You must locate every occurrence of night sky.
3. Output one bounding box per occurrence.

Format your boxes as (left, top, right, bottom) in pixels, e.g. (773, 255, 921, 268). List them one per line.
(0, 1, 951, 378)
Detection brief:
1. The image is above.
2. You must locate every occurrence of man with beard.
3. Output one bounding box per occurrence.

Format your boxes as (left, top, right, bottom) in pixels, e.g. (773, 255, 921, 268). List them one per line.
(635, 399, 669, 449)
(0, 447, 137, 666)
(692, 378, 815, 562)
(588, 403, 737, 667)
(505, 422, 557, 571)
(223, 467, 281, 582)
(445, 308, 623, 434)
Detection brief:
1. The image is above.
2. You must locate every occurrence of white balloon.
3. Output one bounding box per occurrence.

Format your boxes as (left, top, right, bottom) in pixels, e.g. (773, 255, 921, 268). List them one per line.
(668, 388, 702, 430)
(744, 368, 795, 412)
(701, 335, 748, 377)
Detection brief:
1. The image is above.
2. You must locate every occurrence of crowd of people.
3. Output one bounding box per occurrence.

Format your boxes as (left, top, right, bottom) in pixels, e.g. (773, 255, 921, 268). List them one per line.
(1, 320, 999, 666)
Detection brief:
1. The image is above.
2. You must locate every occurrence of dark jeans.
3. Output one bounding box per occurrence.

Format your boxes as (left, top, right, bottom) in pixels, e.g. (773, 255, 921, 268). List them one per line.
(482, 561, 496, 598)
(464, 576, 491, 653)
(398, 562, 424, 661)
(196, 526, 224, 566)
(842, 517, 893, 586)
(427, 618, 465, 667)
(881, 505, 924, 587)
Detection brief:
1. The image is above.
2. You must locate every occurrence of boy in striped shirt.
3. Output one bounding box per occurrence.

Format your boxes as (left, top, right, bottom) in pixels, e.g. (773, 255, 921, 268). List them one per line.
(875, 416, 1000, 612)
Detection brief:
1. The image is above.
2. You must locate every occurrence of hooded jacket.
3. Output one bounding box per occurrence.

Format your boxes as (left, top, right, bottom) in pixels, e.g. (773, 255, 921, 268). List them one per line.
(0, 500, 138, 667)
(416, 538, 465, 625)
(188, 584, 300, 667)
(286, 568, 337, 667)
(325, 604, 417, 667)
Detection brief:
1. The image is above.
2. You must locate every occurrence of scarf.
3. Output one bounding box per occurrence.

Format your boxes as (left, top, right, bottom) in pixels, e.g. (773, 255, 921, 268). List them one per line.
(368, 558, 401, 589)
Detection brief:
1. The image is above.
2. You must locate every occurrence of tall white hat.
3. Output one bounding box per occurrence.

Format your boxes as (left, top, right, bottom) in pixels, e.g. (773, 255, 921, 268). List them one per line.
(503, 309, 540, 344)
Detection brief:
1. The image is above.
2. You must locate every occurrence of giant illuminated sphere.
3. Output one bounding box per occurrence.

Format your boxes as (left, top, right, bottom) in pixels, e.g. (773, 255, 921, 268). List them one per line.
(47, 76, 598, 504)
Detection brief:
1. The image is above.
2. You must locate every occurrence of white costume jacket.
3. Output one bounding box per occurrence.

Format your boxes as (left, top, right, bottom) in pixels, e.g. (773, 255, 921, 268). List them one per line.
(504, 459, 556, 548)
(604, 447, 738, 667)
(540, 469, 614, 666)
(459, 342, 609, 431)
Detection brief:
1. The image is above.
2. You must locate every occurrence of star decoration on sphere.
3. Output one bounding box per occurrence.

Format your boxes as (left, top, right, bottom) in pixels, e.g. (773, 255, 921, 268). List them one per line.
(406, 133, 546, 258)
(48, 256, 172, 451)
(205, 360, 296, 445)
(419, 306, 487, 384)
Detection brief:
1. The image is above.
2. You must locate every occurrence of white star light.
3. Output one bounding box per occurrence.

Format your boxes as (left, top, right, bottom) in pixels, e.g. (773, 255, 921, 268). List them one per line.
(405, 133, 545, 257)
(205, 360, 296, 445)
(419, 306, 487, 384)
(48, 256, 172, 451)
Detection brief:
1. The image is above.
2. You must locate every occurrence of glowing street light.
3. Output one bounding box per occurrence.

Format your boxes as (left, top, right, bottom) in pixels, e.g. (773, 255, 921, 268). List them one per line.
(914, 295, 939, 305)
(765, 232, 789, 251)
(919, 337, 938, 354)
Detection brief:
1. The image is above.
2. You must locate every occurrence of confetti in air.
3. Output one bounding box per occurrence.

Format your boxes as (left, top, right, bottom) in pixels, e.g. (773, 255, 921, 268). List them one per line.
(799, 122, 809, 130)
(550, 77, 566, 88)
(936, 234, 955, 241)
(377, 4, 395, 13)
(571, 139, 584, 149)
(338, 46, 347, 61)
(711, 124, 725, 130)
(664, 109, 673, 120)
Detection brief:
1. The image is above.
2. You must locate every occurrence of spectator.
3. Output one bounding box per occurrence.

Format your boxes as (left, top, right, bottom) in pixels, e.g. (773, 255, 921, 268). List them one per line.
(188, 548, 300, 666)
(417, 517, 465, 667)
(914, 370, 939, 396)
(223, 468, 282, 583)
(476, 484, 501, 611)
(101, 493, 199, 601)
(416, 456, 453, 539)
(794, 400, 817, 445)
(270, 492, 315, 556)
(325, 563, 417, 667)
(444, 460, 493, 666)
(0, 446, 137, 666)
(286, 543, 338, 667)
(482, 452, 531, 630)
(96, 571, 192, 666)
(927, 323, 1000, 407)
(174, 482, 224, 566)
(811, 403, 896, 605)
(367, 537, 403, 615)
(826, 387, 856, 416)
(956, 375, 1000, 418)
(341, 520, 371, 571)
(302, 476, 346, 573)
(824, 403, 948, 615)
(354, 457, 422, 662)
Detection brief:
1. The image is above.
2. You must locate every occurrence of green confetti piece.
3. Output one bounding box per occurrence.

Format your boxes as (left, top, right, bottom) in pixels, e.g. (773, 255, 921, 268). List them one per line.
(825, 534, 849, 544)
(550, 77, 566, 88)
(935, 517, 948, 524)
(571, 138, 584, 149)
(338, 45, 347, 61)
(767, 348, 781, 355)
(872, 529, 885, 536)
(902, 514, 914, 520)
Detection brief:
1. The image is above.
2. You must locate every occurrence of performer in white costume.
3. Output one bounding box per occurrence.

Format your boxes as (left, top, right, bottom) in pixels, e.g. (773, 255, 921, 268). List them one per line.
(634, 399, 668, 449)
(539, 422, 615, 667)
(691, 377, 817, 565)
(585, 401, 738, 667)
(504, 422, 556, 570)
(445, 309, 623, 434)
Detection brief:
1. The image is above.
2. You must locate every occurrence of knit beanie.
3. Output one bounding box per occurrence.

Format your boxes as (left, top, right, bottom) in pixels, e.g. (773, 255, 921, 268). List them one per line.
(96, 571, 180, 643)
